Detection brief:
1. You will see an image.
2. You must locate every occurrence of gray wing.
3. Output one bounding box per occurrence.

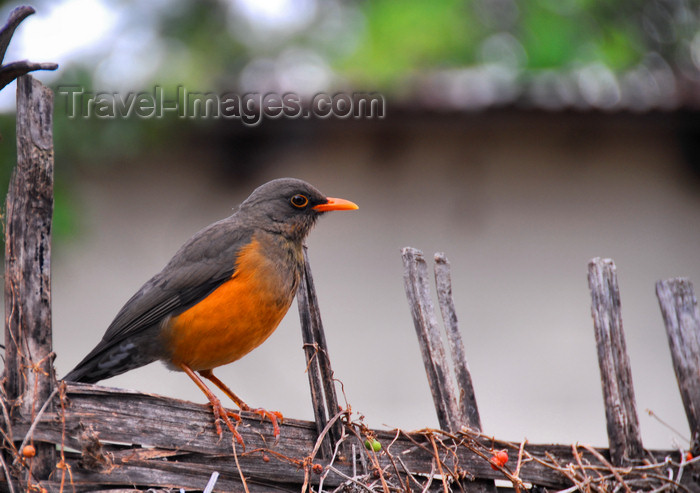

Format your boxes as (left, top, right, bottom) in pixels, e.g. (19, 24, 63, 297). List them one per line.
(64, 218, 252, 383)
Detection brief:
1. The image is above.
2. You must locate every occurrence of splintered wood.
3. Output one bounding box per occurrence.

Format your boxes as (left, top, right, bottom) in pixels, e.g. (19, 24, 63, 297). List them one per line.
(8, 383, 694, 492)
(4, 74, 56, 481)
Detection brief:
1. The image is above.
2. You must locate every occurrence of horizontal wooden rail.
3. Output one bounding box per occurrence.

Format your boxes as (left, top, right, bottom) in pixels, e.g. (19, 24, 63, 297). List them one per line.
(5, 382, 687, 492)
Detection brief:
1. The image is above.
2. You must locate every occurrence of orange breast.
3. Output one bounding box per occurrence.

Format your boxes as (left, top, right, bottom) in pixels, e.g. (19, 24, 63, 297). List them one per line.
(162, 238, 296, 371)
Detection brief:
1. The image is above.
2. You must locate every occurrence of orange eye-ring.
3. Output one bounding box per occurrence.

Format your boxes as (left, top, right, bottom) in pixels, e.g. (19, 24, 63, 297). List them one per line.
(290, 194, 309, 208)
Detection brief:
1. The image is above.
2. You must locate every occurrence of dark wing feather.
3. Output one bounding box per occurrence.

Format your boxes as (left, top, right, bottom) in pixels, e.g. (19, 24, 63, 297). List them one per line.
(64, 218, 253, 382)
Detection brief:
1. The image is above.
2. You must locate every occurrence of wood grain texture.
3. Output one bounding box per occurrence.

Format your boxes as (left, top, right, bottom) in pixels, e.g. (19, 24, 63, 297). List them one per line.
(3, 75, 55, 479)
(296, 245, 343, 459)
(401, 247, 460, 433)
(587, 258, 643, 466)
(433, 253, 495, 493)
(10, 382, 675, 492)
(656, 277, 700, 451)
(434, 252, 482, 431)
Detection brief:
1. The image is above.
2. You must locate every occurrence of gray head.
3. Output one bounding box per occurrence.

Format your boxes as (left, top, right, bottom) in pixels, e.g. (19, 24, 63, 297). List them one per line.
(237, 178, 358, 243)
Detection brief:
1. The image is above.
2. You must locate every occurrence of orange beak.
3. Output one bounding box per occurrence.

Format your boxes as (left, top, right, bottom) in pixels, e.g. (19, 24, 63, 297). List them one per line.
(313, 197, 359, 212)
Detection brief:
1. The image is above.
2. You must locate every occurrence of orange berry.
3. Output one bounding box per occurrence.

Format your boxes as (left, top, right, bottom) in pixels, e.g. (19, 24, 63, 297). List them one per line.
(490, 450, 508, 470)
(686, 451, 693, 462)
(22, 445, 36, 458)
(312, 463, 324, 474)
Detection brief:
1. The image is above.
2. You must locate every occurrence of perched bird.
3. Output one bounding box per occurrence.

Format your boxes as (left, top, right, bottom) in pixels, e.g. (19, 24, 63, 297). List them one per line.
(64, 178, 358, 445)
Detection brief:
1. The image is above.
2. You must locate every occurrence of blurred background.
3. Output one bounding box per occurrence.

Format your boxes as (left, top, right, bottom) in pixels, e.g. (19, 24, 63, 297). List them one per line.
(1, 0, 700, 451)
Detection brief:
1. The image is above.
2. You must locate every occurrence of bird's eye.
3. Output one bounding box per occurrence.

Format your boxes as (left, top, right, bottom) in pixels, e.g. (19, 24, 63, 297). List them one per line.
(290, 194, 309, 208)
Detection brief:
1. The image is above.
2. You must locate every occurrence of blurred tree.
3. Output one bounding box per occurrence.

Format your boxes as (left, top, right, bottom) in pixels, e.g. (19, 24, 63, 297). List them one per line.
(338, 0, 483, 87)
(0, 0, 698, 225)
(1, 0, 697, 122)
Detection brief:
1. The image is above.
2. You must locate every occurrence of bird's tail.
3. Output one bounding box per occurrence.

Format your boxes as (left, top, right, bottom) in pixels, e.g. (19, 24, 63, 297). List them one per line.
(63, 337, 159, 383)
(63, 362, 105, 383)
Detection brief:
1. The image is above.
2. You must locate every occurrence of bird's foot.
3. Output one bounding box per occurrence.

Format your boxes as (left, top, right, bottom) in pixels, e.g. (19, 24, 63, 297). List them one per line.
(209, 396, 245, 448)
(241, 405, 283, 442)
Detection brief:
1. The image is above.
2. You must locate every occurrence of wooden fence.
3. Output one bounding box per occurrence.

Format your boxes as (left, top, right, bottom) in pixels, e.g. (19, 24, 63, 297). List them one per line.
(1, 10, 700, 492)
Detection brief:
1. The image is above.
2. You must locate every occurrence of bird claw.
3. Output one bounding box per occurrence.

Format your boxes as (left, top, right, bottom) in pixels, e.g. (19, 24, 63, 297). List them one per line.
(245, 407, 283, 443)
(190, 368, 281, 445)
(225, 410, 243, 423)
(210, 399, 245, 448)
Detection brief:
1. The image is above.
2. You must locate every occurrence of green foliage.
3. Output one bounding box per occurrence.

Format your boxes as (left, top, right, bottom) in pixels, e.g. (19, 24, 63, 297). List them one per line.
(157, 0, 248, 89)
(509, 0, 643, 71)
(0, 114, 17, 202)
(519, 1, 588, 69)
(337, 0, 654, 86)
(338, 0, 482, 87)
(591, 24, 643, 70)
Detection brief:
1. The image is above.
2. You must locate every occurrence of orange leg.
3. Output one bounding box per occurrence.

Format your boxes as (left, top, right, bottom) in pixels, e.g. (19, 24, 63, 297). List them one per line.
(178, 363, 245, 447)
(199, 369, 283, 441)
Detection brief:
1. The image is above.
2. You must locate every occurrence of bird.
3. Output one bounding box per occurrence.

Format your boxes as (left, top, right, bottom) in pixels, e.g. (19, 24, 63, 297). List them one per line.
(63, 178, 358, 446)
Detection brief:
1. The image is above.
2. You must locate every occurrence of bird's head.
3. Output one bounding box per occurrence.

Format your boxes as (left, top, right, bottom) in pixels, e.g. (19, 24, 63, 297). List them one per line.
(238, 178, 358, 242)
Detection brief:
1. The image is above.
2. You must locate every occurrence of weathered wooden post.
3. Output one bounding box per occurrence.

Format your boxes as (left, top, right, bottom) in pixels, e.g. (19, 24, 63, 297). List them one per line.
(4, 74, 56, 481)
(297, 246, 345, 460)
(434, 253, 483, 431)
(587, 258, 644, 466)
(402, 247, 460, 432)
(402, 247, 496, 493)
(655, 278, 700, 453)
